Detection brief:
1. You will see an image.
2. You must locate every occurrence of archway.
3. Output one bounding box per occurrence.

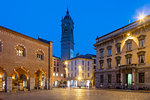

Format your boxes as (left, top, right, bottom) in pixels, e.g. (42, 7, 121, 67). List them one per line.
(0, 67, 7, 92)
(12, 67, 29, 91)
(34, 70, 45, 89)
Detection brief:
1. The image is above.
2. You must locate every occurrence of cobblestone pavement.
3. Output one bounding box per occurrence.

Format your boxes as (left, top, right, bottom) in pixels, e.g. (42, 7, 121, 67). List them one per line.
(1, 88, 150, 100)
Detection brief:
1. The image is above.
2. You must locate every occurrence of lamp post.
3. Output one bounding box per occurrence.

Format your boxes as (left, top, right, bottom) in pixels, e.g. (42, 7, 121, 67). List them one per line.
(78, 77, 81, 88)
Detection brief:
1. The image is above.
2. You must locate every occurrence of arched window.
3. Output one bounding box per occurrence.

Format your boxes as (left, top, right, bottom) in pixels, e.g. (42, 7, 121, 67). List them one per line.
(16, 45, 25, 56)
(37, 50, 44, 60)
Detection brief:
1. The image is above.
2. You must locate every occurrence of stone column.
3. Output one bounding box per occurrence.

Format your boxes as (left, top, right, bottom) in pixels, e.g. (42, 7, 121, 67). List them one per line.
(121, 72, 124, 86)
(45, 78, 48, 89)
(7, 77, 12, 92)
(30, 78, 35, 90)
(132, 69, 136, 86)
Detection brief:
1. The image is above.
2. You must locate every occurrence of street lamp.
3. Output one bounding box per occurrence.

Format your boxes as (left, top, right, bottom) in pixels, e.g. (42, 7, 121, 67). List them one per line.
(78, 77, 81, 88)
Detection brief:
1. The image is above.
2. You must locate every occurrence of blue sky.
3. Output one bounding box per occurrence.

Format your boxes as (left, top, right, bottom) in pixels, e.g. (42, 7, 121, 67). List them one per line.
(0, 0, 150, 57)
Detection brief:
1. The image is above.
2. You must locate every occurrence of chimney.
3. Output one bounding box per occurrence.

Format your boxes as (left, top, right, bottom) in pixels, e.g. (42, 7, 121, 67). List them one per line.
(38, 35, 40, 39)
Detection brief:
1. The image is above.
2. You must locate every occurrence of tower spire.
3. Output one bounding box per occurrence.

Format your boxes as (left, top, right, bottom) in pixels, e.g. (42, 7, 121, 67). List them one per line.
(66, 5, 69, 14)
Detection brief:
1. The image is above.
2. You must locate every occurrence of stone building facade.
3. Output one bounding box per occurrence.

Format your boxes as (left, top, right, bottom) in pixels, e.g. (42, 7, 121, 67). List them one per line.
(94, 15, 150, 89)
(65, 54, 96, 88)
(52, 56, 66, 87)
(0, 26, 53, 92)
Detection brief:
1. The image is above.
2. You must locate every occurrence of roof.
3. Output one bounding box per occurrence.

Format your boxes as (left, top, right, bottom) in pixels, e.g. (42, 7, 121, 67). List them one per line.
(68, 54, 96, 60)
(0, 26, 52, 46)
(96, 15, 150, 42)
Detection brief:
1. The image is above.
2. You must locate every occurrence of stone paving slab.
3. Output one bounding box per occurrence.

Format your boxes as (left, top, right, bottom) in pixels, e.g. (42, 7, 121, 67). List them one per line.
(0, 88, 150, 100)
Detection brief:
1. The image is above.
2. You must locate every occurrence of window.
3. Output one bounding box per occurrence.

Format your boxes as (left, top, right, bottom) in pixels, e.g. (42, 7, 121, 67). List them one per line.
(93, 59, 96, 64)
(100, 75, 104, 83)
(88, 61, 90, 66)
(116, 74, 121, 83)
(137, 51, 145, 64)
(139, 73, 145, 83)
(75, 67, 76, 70)
(57, 68, 59, 72)
(100, 48, 104, 57)
(54, 67, 56, 72)
(138, 35, 146, 48)
(71, 73, 73, 77)
(82, 67, 84, 70)
(88, 67, 90, 71)
(125, 54, 132, 65)
(127, 43, 132, 51)
(71, 67, 73, 71)
(107, 58, 112, 69)
(126, 40, 132, 51)
(37, 50, 44, 60)
(71, 61, 73, 66)
(126, 57, 132, 65)
(99, 60, 104, 70)
(61, 74, 63, 77)
(75, 60, 76, 65)
(115, 56, 121, 67)
(108, 74, 111, 83)
(107, 46, 112, 56)
(57, 62, 59, 66)
(93, 66, 96, 69)
(53, 73, 55, 76)
(116, 43, 121, 53)
(82, 73, 84, 77)
(64, 27, 68, 32)
(108, 49, 112, 55)
(56, 73, 58, 76)
(54, 61, 56, 66)
(16, 46, 25, 56)
(88, 73, 90, 77)
(82, 60, 84, 65)
(68, 73, 70, 77)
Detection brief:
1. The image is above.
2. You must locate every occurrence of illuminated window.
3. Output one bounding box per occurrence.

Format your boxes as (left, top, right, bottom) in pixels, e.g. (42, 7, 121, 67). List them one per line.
(61, 74, 63, 77)
(56, 73, 58, 76)
(53, 73, 55, 76)
(16, 46, 25, 56)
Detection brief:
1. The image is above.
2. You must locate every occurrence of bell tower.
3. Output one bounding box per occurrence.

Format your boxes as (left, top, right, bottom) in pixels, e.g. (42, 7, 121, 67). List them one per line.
(61, 9, 74, 61)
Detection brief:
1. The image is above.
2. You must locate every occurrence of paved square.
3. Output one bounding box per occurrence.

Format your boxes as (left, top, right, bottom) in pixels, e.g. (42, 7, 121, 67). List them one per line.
(1, 88, 150, 100)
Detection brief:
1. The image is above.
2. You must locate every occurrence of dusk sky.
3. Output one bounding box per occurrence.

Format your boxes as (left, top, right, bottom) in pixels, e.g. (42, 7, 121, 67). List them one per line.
(0, 0, 150, 57)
